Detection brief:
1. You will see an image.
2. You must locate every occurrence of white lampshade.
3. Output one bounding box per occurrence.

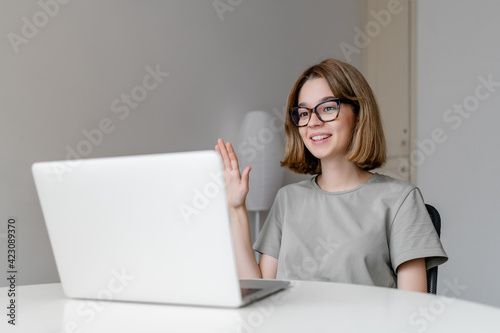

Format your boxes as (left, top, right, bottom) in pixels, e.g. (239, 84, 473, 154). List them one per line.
(237, 111, 285, 211)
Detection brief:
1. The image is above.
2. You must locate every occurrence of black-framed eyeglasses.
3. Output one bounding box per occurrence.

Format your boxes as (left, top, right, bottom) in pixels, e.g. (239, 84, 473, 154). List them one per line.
(289, 98, 353, 127)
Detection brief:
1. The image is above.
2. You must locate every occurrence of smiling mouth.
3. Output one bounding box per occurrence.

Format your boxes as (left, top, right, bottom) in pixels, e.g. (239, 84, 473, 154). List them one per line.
(311, 135, 332, 141)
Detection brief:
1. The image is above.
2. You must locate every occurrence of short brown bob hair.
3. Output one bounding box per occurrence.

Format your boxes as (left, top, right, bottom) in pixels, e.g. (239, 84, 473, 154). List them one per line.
(281, 58, 386, 174)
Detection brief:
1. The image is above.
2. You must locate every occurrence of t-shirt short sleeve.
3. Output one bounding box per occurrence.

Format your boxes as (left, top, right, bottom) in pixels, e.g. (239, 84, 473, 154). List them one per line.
(253, 191, 283, 259)
(389, 188, 448, 272)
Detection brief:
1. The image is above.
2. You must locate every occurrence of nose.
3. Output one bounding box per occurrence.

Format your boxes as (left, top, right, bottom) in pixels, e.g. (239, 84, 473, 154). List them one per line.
(308, 111, 322, 127)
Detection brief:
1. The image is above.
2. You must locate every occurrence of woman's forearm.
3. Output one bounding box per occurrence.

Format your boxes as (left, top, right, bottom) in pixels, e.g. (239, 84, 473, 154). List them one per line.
(228, 205, 262, 279)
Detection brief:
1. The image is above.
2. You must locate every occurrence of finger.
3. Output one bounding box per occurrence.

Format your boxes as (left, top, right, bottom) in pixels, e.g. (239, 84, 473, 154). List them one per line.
(241, 166, 251, 187)
(215, 144, 223, 156)
(217, 138, 232, 170)
(215, 145, 223, 161)
(226, 141, 240, 171)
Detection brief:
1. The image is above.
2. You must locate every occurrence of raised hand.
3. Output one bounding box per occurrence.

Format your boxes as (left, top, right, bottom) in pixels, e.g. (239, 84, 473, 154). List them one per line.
(215, 138, 251, 209)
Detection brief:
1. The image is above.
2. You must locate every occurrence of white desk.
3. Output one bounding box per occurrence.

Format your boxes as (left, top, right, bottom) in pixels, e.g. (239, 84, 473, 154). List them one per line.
(1, 281, 499, 332)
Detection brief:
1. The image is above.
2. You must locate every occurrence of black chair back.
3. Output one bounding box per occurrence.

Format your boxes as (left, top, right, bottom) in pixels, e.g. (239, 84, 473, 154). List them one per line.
(425, 204, 441, 294)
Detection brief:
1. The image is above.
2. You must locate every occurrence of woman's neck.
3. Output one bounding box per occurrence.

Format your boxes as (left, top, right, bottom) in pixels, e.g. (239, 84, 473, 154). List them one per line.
(316, 159, 372, 192)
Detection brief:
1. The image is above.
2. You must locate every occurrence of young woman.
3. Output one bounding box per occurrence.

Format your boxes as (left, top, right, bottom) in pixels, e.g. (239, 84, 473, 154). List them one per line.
(216, 58, 447, 292)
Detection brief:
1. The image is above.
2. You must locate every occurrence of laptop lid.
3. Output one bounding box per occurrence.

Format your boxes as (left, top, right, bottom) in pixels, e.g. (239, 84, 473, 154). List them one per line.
(33, 151, 251, 307)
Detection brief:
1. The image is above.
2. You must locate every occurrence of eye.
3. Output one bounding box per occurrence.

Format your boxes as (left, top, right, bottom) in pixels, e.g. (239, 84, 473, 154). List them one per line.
(298, 109, 309, 118)
(320, 101, 339, 113)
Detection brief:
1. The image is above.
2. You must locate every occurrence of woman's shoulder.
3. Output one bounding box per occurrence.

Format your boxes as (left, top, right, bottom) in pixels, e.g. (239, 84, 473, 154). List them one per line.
(368, 173, 419, 196)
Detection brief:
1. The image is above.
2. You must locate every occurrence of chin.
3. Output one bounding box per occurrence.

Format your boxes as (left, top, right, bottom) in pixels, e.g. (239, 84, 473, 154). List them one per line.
(306, 146, 347, 161)
(305, 148, 331, 160)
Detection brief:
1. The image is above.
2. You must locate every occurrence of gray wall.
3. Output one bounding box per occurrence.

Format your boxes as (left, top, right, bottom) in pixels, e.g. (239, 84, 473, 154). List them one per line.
(8, 0, 497, 310)
(416, 0, 500, 307)
(0, 0, 363, 287)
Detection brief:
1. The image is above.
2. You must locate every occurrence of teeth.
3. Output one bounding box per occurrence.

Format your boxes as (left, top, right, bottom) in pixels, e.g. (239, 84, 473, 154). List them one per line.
(312, 135, 331, 141)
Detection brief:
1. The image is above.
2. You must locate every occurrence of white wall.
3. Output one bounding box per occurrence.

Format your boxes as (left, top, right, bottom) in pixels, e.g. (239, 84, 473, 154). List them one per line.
(416, 0, 500, 307)
(0, 0, 364, 287)
(363, 0, 412, 181)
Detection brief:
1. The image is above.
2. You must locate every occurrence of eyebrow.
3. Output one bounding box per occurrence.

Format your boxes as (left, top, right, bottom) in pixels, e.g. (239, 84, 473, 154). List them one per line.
(298, 96, 336, 107)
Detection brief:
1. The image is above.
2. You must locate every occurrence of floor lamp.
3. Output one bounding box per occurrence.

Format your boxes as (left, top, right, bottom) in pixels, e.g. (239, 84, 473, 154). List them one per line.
(237, 111, 284, 260)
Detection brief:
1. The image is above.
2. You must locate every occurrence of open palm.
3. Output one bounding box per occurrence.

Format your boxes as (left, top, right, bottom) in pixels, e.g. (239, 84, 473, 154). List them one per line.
(215, 138, 251, 209)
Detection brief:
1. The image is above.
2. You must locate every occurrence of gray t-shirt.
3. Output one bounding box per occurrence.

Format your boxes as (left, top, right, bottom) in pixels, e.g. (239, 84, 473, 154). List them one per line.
(253, 173, 448, 288)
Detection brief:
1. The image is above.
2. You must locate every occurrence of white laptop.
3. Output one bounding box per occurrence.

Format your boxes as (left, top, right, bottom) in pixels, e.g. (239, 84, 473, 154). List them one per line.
(32, 150, 289, 308)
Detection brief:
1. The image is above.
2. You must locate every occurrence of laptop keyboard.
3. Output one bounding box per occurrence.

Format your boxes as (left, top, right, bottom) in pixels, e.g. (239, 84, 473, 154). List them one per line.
(241, 287, 262, 298)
